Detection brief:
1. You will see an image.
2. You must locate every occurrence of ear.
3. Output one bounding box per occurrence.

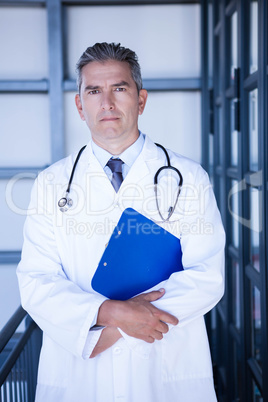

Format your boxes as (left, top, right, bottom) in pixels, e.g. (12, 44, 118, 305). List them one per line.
(75, 94, 85, 121)
(138, 89, 148, 115)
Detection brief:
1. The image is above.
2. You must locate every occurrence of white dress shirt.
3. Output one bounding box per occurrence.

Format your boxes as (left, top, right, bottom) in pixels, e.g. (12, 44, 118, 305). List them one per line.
(91, 132, 145, 181)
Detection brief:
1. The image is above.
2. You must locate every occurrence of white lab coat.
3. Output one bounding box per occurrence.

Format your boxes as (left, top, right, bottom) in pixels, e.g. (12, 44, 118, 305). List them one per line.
(17, 135, 225, 402)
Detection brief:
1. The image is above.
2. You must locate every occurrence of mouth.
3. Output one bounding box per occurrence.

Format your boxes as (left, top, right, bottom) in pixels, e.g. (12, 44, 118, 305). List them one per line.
(99, 113, 120, 122)
(100, 117, 119, 122)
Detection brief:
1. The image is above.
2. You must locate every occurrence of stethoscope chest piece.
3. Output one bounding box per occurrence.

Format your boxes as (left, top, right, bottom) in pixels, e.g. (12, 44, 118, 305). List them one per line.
(58, 196, 73, 212)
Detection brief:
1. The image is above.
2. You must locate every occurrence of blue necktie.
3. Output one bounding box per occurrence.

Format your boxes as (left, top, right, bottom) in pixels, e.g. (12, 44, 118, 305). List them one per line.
(106, 158, 124, 192)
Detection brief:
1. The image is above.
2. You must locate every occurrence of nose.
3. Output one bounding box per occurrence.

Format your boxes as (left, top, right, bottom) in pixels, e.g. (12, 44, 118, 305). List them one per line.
(101, 91, 115, 110)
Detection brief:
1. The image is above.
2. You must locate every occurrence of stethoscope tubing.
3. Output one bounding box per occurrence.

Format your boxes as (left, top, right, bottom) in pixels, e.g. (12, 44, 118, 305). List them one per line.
(66, 145, 87, 193)
(58, 142, 183, 221)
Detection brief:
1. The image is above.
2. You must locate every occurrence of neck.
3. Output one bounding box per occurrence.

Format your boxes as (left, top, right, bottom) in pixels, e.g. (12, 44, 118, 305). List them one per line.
(92, 131, 139, 155)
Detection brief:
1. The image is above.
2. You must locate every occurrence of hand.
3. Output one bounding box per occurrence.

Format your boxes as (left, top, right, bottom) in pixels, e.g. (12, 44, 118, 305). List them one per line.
(117, 289, 179, 342)
(90, 327, 122, 358)
(97, 289, 179, 343)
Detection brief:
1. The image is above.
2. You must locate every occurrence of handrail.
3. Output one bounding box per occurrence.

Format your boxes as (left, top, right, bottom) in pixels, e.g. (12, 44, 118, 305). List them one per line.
(0, 318, 37, 386)
(0, 306, 27, 354)
(0, 306, 42, 401)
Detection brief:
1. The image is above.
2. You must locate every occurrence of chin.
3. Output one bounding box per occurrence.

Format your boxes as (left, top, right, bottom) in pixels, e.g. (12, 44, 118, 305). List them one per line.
(101, 127, 125, 138)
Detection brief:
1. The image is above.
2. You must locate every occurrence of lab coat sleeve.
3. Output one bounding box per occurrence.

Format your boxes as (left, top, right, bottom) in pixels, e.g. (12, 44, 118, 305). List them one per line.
(152, 166, 225, 326)
(17, 173, 107, 359)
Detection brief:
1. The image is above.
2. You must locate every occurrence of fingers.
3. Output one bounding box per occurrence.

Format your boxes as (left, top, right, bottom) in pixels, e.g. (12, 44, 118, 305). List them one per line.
(156, 310, 179, 326)
(153, 330, 164, 341)
(131, 289, 179, 327)
(157, 320, 169, 334)
(110, 290, 179, 342)
(144, 328, 166, 343)
(135, 288, 165, 302)
(139, 320, 171, 343)
(145, 336, 155, 344)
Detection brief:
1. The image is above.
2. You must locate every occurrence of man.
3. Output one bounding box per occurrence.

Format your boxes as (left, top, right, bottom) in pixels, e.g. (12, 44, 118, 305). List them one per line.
(17, 42, 225, 402)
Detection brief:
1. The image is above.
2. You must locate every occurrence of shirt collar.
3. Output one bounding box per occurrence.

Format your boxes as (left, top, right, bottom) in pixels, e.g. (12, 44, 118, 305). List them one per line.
(91, 132, 145, 169)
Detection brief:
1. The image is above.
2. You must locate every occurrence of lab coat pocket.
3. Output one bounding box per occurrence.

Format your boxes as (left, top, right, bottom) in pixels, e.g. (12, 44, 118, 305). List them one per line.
(37, 335, 71, 387)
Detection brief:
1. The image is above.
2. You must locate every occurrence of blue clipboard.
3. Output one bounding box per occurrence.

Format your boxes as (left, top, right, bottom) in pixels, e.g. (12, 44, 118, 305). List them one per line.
(91, 208, 183, 300)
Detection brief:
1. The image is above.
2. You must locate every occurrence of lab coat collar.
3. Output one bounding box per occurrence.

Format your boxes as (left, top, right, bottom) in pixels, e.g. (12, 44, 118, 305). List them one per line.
(122, 135, 158, 183)
(74, 134, 157, 199)
(78, 133, 159, 173)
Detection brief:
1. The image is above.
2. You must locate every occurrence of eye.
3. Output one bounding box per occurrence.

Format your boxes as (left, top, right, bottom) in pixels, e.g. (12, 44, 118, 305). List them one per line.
(115, 87, 126, 92)
(88, 90, 100, 95)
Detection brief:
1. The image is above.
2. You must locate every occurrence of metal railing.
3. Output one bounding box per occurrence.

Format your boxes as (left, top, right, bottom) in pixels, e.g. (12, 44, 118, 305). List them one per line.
(0, 307, 42, 402)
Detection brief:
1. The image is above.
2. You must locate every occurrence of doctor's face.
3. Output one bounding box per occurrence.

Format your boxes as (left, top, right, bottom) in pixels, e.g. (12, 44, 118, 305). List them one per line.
(75, 60, 148, 151)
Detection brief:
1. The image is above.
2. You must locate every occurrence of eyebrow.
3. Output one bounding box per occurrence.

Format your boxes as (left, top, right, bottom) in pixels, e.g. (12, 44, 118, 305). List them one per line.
(83, 81, 130, 92)
(84, 85, 100, 92)
(112, 81, 130, 87)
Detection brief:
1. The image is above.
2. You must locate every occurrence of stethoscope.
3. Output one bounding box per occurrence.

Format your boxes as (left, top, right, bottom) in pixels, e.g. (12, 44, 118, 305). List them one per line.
(58, 143, 183, 222)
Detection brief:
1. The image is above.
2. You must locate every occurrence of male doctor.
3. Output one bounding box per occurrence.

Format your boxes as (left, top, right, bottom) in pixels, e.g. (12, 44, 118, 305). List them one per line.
(17, 42, 225, 402)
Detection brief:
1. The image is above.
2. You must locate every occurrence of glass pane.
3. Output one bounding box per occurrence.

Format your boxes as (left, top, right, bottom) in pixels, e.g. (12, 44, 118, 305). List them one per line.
(230, 100, 238, 166)
(64, 92, 90, 156)
(230, 180, 239, 248)
(209, 133, 214, 167)
(250, 188, 261, 272)
(0, 265, 22, 330)
(216, 315, 227, 374)
(0, 178, 35, 251)
(251, 285, 261, 367)
(218, 107, 224, 165)
(219, 177, 225, 216)
(66, 5, 201, 80)
(232, 260, 240, 330)
(250, 1, 258, 74)
(249, 89, 258, 171)
(208, 2, 213, 79)
(0, 94, 51, 167)
(215, 35, 220, 96)
(230, 11, 238, 81)
(0, 7, 48, 79)
(233, 341, 242, 401)
(214, 1, 220, 26)
(253, 380, 263, 402)
(65, 91, 202, 163)
(139, 91, 201, 162)
(218, 288, 227, 312)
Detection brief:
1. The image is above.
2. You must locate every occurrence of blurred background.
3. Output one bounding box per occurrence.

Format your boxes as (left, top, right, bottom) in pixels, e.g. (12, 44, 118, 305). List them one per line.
(0, 0, 267, 401)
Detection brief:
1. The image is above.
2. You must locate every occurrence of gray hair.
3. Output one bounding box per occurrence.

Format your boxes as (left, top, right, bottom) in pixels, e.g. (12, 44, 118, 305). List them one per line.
(76, 42, 143, 93)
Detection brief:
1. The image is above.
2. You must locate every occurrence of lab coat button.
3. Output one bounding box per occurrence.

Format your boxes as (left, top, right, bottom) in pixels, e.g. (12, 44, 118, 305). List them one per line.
(113, 346, 121, 354)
